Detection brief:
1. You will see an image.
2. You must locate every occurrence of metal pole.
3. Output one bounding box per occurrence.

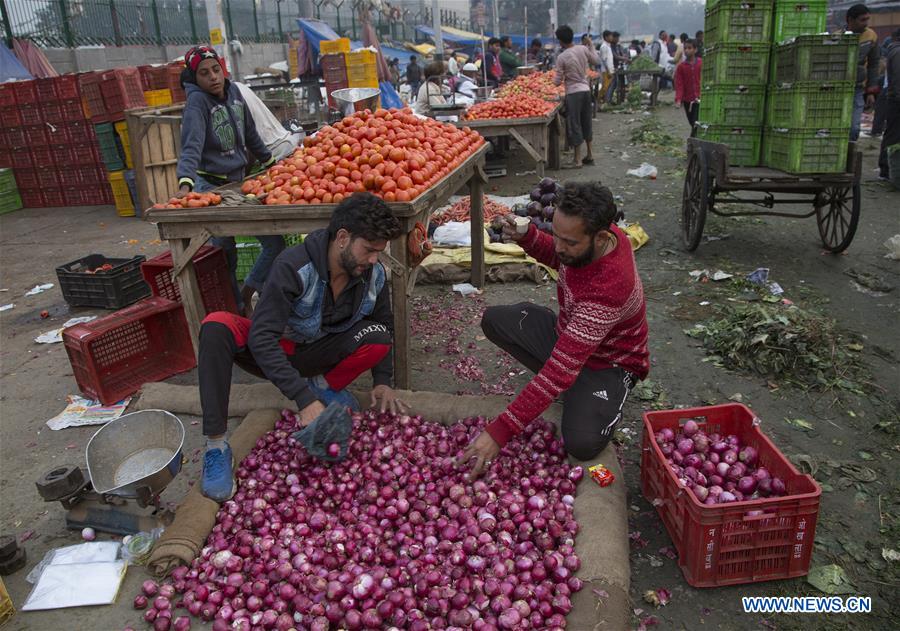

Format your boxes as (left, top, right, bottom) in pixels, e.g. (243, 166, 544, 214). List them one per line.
(206, 0, 234, 78)
(336, 6, 341, 36)
(188, 0, 197, 43)
(491, 0, 498, 40)
(277, 0, 283, 41)
(351, 10, 356, 40)
(0, 0, 13, 47)
(551, 0, 558, 33)
(480, 25, 487, 87)
(431, 0, 442, 60)
(108, 0, 123, 46)
(252, 0, 259, 42)
(59, 0, 75, 47)
(151, 0, 162, 45)
(524, 6, 527, 64)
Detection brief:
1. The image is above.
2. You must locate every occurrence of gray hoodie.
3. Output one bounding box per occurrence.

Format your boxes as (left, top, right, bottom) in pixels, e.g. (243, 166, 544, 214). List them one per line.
(176, 81, 272, 189)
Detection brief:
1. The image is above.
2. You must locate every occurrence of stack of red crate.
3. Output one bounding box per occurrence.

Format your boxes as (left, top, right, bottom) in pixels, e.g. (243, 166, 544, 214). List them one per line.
(0, 76, 112, 208)
(99, 68, 146, 120)
(166, 63, 187, 103)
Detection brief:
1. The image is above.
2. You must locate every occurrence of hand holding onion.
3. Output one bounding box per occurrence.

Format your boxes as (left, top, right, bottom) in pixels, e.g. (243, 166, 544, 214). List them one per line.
(456, 429, 501, 481)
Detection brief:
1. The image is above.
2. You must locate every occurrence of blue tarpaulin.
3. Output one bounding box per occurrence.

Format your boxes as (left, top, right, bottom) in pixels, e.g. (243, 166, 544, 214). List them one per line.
(380, 46, 414, 73)
(484, 33, 556, 49)
(0, 45, 32, 83)
(296, 19, 363, 58)
(379, 81, 403, 109)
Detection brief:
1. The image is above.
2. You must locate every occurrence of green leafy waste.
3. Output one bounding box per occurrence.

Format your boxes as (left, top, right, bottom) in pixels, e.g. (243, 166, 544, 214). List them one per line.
(626, 55, 662, 72)
(630, 117, 682, 156)
(685, 303, 870, 393)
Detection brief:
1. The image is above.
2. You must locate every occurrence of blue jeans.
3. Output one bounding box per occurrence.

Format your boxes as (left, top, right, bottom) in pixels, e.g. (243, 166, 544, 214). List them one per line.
(851, 88, 865, 142)
(194, 176, 286, 307)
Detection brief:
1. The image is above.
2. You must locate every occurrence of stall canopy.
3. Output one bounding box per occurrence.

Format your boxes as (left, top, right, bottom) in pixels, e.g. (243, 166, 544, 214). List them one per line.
(415, 25, 485, 45)
(0, 44, 32, 83)
(296, 18, 363, 58)
(484, 33, 556, 48)
(381, 46, 414, 72)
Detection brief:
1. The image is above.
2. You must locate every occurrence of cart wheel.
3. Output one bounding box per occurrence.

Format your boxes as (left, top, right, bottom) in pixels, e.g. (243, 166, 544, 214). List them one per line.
(816, 185, 860, 253)
(681, 150, 709, 251)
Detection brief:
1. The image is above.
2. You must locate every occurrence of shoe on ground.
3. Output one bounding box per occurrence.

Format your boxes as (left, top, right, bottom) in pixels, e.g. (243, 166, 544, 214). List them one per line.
(201, 444, 236, 502)
(307, 375, 360, 411)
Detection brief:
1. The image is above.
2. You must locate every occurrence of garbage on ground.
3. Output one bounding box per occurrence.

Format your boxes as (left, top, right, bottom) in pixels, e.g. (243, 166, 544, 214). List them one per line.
(122, 529, 164, 566)
(45, 395, 131, 430)
(26, 541, 120, 584)
(0, 303, 14, 311)
(627, 163, 658, 179)
(884, 234, 900, 260)
(745, 268, 784, 295)
(433, 221, 479, 246)
(34, 316, 97, 344)
(451, 283, 482, 296)
(22, 558, 127, 610)
(844, 268, 893, 294)
(24, 283, 54, 296)
(689, 269, 733, 282)
(806, 564, 855, 595)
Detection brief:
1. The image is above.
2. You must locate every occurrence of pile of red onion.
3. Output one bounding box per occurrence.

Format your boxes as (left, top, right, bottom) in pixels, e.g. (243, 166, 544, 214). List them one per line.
(131, 410, 583, 630)
(656, 421, 787, 505)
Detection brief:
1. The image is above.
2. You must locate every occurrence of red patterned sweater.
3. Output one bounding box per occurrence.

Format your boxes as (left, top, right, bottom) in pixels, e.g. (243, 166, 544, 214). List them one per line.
(486, 224, 650, 447)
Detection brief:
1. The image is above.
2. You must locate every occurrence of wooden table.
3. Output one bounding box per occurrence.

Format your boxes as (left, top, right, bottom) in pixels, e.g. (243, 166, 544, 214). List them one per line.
(144, 143, 489, 389)
(454, 103, 563, 176)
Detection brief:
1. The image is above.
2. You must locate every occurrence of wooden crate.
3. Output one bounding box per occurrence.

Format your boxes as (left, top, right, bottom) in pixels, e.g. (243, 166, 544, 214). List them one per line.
(125, 104, 184, 212)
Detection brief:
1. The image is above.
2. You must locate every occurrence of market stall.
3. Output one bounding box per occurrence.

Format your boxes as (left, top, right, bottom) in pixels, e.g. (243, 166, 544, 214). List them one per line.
(454, 103, 562, 176)
(145, 142, 489, 390)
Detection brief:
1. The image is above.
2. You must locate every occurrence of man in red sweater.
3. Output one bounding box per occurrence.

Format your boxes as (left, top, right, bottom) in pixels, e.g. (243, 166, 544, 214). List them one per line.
(459, 182, 650, 477)
(674, 39, 702, 134)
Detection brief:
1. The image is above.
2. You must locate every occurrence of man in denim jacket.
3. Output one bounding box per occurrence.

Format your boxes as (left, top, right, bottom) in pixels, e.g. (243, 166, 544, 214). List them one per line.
(197, 193, 406, 501)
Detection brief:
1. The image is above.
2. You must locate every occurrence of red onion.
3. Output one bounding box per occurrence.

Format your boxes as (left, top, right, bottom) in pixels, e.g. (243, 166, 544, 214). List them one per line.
(134, 595, 148, 610)
(771, 477, 786, 495)
(737, 476, 757, 494)
(757, 478, 773, 496)
(143, 580, 159, 597)
(752, 467, 770, 482)
(173, 616, 191, 631)
(739, 446, 758, 466)
(682, 420, 699, 437)
(718, 491, 737, 503)
(693, 485, 709, 502)
(676, 438, 694, 456)
(143, 608, 158, 623)
(159, 584, 176, 600)
(723, 449, 738, 465)
(153, 617, 171, 631)
(708, 474, 723, 487)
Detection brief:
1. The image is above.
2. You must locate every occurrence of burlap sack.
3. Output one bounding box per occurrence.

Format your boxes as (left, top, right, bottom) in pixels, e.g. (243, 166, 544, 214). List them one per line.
(147, 409, 279, 577)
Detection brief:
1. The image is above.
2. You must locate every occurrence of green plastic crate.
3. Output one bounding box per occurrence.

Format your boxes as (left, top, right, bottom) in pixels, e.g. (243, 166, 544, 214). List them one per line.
(765, 81, 854, 129)
(696, 122, 762, 166)
(94, 122, 125, 171)
(0, 190, 23, 215)
(235, 234, 304, 282)
(763, 127, 849, 173)
(702, 43, 771, 85)
(773, 1, 827, 43)
(773, 34, 858, 83)
(705, 0, 774, 46)
(0, 168, 16, 195)
(700, 83, 767, 126)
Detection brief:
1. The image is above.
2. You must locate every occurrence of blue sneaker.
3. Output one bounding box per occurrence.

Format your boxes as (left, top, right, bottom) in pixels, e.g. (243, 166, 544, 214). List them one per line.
(201, 444, 235, 502)
(307, 375, 360, 411)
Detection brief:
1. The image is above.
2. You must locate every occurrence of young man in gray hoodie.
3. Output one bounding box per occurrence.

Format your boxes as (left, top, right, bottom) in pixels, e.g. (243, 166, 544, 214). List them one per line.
(176, 45, 284, 316)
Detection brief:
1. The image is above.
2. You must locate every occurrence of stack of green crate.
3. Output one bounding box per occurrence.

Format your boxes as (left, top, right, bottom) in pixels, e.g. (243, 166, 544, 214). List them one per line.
(236, 234, 305, 282)
(697, 0, 775, 166)
(764, 29, 857, 173)
(0, 168, 23, 215)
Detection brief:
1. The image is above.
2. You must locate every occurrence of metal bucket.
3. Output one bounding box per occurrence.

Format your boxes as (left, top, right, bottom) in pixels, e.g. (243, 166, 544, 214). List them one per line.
(331, 87, 381, 117)
(85, 409, 184, 498)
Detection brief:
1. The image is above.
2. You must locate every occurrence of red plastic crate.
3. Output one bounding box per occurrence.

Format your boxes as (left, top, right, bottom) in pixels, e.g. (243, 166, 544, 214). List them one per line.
(63, 297, 197, 405)
(23, 124, 48, 145)
(69, 142, 100, 166)
(42, 101, 63, 123)
(30, 145, 56, 168)
(56, 75, 81, 100)
(641, 404, 821, 588)
(42, 187, 66, 207)
(141, 245, 238, 315)
(51, 144, 76, 166)
(68, 165, 104, 185)
(14, 167, 55, 190)
(63, 184, 107, 206)
(166, 64, 186, 102)
(79, 72, 107, 122)
(19, 103, 43, 125)
(35, 77, 59, 101)
(140, 65, 170, 91)
(13, 80, 38, 104)
(0, 107, 21, 129)
(100, 68, 146, 120)
(63, 120, 96, 144)
(4, 127, 27, 147)
(19, 188, 44, 208)
(59, 98, 87, 122)
(7, 149, 33, 169)
(0, 83, 15, 107)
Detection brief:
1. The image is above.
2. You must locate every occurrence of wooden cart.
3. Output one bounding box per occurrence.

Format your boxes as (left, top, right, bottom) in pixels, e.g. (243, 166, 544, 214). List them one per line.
(125, 104, 186, 213)
(454, 103, 563, 176)
(613, 68, 663, 107)
(681, 138, 862, 252)
(144, 143, 490, 389)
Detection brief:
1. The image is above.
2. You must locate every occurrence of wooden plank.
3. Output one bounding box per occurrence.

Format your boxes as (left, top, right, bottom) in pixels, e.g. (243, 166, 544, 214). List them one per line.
(469, 167, 486, 289)
(389, 229, 411, 390)
(508, 126, 544, 176)
(169, 237, 207, 357)
(126, 111, 150, 213)
(172, 229, 211, 277)
(548, 111, 561, 170)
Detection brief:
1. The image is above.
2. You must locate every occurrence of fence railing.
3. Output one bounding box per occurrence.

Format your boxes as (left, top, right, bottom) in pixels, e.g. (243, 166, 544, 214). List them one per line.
(0, 0, 450, 49)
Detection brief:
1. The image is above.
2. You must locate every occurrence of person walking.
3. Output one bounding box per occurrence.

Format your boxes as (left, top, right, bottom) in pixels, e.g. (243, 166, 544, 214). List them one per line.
(598, 31, 616, 105)
(554, 26, 599, 168)
(674, 39, 702, 135)
(673, 32, 689, 65)
(406, 55, 422, 102)
(695, 30, 705, 58)
(878, 28, 900, 181)
(846, 3, 881, 141)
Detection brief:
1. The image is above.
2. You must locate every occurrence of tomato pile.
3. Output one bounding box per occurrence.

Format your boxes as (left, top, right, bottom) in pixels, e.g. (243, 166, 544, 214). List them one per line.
(85, 263, 114, 274)
(153, 192, 222, 209)
(240, 108, 485, 205)
(464, 95, 557, 121)
(494, 71, 564, 100)
(431, 195, 510, 226)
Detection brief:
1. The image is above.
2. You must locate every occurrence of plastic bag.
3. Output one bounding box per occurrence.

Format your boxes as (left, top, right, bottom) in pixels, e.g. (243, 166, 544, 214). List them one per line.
(433, 221, 474, 246)
(292, 402, 352, 462)
(627, 163, 658, 179)
(122, 527, 165, 565)
(26, 541, 121, 584)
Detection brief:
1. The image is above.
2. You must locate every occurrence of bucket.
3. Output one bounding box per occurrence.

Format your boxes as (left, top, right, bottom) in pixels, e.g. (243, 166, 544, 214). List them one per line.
(331, 87, 381, 117)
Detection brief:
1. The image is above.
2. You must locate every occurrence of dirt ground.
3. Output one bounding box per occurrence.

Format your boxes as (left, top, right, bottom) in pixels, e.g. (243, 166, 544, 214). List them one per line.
(1, 94, 898, 630)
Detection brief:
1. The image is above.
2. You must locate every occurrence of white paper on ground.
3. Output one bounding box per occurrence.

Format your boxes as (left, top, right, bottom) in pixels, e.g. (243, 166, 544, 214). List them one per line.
(26, 542, 121, 584)
(22, 560, 127, 610)
(34, 316, 97, 344)
(46, 395, 131, 430)
(24, 283, 54, 296)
